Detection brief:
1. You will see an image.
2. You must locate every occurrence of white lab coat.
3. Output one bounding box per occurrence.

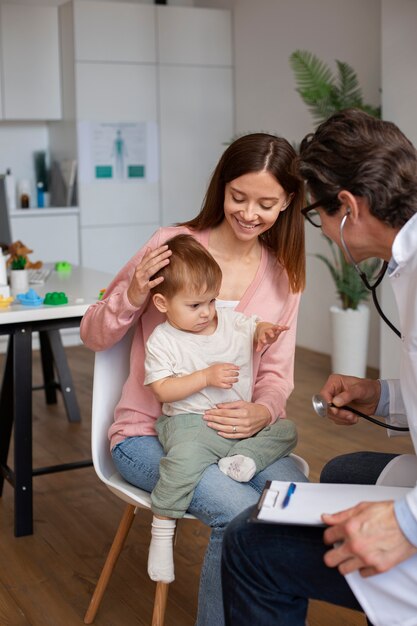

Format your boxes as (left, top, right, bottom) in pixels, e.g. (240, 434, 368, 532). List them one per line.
(346, 212, 417, 626)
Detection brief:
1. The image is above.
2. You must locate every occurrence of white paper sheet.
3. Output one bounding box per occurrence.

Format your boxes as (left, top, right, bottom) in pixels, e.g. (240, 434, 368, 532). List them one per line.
(254, 481, 410, 525)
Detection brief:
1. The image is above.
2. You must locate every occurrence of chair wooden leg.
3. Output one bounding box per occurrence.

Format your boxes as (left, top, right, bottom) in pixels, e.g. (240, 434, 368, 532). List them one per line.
(152, 582, 169, 626)
(84, 504, 136, 624)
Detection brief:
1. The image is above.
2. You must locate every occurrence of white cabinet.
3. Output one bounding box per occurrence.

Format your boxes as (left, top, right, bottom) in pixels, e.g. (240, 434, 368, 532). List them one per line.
(10, 209, 80, 265)
(56, 1, 233, 275)
(157, 6, 232, 66)
(159, 65, 234, 224)
(157, 6, 233, 225)
(0, 5, 62, 120)
(73, 1, 156, 63)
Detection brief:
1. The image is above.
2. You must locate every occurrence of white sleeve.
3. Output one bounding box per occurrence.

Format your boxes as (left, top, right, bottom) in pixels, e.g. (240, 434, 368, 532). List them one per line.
(144, 329, 175, 385)
(386, 378, 409, 437)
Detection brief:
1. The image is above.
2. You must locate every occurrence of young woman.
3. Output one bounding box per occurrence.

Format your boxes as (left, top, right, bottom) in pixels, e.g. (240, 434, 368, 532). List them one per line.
(80, 132, 307, 625)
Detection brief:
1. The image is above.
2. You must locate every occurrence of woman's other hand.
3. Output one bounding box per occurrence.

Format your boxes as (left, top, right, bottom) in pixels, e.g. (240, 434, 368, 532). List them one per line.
(204, 400, 271, 438)
(319, 373, 381, 426)
(127, 245, 172, 308)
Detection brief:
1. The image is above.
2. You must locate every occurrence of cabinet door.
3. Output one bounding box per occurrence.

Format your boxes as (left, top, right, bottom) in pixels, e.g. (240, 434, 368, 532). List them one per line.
(10, 213, 80, 265)
(0, 5, 62, 120)
(76, 62, 159, 227)
(157, 6, 232, 66)
(159, 65, 234, 225)
(81, 223, 158, 274)
(157, 6, 233, 225)
(73, 1, 156, 63)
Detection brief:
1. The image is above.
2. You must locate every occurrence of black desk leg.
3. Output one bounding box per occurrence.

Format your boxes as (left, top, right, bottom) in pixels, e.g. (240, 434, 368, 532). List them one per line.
(13, 328, 33, 537)
(0, 337, 14, 497)
(47, 329, 81, 423)
(39, 330, 58, 405)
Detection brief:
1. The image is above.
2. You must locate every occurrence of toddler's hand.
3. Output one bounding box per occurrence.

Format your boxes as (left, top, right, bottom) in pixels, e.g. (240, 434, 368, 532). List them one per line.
(255, 323, 289, 352)
(205, 363, 239, 389)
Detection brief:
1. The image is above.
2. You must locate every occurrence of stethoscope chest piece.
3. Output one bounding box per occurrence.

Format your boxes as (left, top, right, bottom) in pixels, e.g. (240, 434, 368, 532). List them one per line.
(311, 394, 329, 418)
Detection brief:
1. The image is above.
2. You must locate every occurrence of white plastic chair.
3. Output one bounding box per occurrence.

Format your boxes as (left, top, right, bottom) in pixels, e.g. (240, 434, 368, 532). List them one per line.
(83, 328, 195, 626)
(376, 454, 417, 487)
(84, 328, 309, 625)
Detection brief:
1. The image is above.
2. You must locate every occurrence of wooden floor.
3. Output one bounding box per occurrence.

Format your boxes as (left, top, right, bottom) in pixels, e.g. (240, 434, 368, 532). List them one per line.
(0, 344, 413, 626)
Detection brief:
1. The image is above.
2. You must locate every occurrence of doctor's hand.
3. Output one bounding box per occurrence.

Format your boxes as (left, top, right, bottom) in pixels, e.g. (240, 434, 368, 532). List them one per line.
(319, 373, 381, 426)
(127, 245, 172, 308)
(322, 500, 417, 577)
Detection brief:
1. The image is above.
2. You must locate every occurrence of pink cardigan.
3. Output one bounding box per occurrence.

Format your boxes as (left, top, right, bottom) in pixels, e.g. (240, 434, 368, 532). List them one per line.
(80, 226, 301, 449)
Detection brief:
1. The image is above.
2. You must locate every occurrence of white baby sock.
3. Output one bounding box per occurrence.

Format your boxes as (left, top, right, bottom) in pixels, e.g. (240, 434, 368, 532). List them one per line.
(148, 516, 177, 583)
(218, 454, 257, 482)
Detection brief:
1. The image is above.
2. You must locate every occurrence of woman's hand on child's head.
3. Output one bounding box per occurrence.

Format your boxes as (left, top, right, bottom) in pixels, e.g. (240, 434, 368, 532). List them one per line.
(127, 245, 172, 308)
(205, 363, 239, 389)
(255, 323, 289, 352)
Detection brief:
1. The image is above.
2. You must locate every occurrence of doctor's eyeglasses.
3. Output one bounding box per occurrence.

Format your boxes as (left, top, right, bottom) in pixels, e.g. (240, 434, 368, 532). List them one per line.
(301, 196, 340, 228)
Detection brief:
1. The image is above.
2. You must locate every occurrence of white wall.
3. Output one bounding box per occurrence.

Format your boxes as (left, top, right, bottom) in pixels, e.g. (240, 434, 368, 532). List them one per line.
(197, 0, 381, 368)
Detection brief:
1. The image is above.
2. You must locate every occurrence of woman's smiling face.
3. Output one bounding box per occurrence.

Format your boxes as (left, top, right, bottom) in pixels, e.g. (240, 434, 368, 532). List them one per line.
(223, 170, 290, 241)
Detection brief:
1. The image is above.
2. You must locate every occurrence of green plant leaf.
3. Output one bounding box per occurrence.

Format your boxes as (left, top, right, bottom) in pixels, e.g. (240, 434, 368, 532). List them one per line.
(335, 60, 363, 109)
(290, 50, 339, 124)
(314, 238, 381, 309)
(289, 49, 381, 125)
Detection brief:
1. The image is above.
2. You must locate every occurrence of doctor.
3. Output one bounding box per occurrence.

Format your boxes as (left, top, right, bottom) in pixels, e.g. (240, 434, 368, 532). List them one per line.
(221, 109, 417, 626)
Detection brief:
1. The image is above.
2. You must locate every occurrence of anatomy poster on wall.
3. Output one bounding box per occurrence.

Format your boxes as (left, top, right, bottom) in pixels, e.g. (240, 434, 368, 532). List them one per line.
(77, 121, 159, 184)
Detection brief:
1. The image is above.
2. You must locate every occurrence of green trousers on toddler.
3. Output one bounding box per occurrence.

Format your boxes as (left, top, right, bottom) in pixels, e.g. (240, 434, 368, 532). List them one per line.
(151, 412, 297, 518)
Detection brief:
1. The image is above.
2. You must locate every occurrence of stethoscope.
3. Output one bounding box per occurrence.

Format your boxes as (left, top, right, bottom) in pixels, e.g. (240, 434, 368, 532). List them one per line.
(311, 210, 409, 432)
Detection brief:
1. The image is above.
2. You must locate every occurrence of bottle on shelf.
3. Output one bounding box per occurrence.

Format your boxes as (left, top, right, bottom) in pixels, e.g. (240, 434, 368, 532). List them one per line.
(5, 168, 16, 211)
(18, 180, 31, 209)
(37, 182, 45, 208)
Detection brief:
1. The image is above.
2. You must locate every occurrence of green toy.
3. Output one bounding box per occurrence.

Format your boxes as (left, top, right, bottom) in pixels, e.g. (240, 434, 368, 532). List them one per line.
(55, 261, 72, 273)
(44, 291, 68, 305)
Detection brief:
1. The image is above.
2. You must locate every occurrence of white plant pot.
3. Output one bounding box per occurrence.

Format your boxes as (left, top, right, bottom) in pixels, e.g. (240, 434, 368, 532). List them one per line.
(10, 269, 29, 297)
(330, 303, 370, 377)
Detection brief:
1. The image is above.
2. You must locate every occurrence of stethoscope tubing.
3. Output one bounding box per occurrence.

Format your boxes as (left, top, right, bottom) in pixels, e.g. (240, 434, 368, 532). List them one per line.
(330, 403, 409, 432)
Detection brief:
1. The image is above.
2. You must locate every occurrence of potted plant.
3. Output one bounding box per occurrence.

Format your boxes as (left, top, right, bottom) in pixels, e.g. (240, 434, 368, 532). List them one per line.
(10, 255, 29, 296)
(290, 50, 380, 376)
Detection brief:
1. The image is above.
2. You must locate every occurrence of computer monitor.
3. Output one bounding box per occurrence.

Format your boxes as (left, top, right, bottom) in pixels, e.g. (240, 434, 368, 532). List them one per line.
(0, 175, 12, 251)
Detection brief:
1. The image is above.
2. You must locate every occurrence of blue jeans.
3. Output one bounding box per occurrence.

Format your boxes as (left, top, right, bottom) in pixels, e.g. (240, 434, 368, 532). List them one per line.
(320, 451, 399, 485)
(222, 507, 369, 626)
(112, 435, 308, 626)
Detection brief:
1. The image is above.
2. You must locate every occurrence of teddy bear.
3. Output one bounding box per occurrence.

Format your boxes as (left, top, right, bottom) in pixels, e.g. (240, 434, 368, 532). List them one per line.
(6, 240, 43, 270)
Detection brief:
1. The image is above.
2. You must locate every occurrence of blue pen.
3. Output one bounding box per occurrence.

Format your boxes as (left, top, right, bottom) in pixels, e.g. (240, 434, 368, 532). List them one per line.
(282, 482, 296, 508)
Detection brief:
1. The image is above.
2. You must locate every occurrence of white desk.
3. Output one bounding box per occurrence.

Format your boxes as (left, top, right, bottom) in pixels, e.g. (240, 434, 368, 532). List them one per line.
(0, 265, 113, 536)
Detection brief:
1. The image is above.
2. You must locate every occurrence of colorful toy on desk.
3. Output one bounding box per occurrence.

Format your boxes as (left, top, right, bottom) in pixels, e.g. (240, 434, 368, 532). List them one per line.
(6, 240, 43, 269)
(55, 261, 72, 274)
(16, 288, 43, 307)
(44, 291, 68, 306)
(98, 288, 106, 301)
(0, 295, 14, 307)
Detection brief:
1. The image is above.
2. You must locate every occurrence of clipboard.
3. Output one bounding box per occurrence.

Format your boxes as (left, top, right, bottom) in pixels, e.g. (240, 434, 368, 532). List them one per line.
(251, 480, 410, 526)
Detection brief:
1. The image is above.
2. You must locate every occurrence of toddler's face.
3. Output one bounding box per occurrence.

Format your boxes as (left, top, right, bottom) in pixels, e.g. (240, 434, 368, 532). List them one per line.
(164, 286, 218, 334)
